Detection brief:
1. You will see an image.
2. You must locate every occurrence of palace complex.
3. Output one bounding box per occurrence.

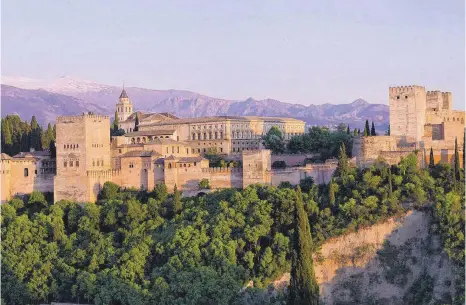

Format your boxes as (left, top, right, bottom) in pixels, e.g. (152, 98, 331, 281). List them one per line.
(1, 88, 336, 204)
(1, 85, 463, 204)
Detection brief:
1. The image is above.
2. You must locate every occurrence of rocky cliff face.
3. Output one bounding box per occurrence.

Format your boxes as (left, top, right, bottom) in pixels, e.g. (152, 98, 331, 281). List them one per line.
(273, 210, 461, 304)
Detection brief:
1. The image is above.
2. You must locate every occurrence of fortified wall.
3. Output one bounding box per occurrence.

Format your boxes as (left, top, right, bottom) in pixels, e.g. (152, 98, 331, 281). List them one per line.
(354, 86, 464, 168)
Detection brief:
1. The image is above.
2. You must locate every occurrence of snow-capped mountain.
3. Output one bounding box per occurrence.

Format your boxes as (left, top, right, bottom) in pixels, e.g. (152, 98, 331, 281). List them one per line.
(1, 75, 112, 94)
(1, 76, 389, 129)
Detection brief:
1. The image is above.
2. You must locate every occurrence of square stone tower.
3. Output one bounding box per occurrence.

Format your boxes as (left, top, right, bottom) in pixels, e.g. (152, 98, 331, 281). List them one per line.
(54, 113, 111, 202)
(389, 86, 426, 143)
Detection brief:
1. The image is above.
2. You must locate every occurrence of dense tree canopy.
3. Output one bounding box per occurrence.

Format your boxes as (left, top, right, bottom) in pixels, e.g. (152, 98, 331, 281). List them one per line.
(263, 126, 286, 154)
(1, 154, 464, 305)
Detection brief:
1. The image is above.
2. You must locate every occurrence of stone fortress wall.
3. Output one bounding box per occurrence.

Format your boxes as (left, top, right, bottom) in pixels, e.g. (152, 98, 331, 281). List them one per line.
(354, 85, 464, 168)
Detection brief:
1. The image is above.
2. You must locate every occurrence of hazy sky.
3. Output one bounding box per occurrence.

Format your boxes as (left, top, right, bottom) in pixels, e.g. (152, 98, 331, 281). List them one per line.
(2, 0, 465, 108)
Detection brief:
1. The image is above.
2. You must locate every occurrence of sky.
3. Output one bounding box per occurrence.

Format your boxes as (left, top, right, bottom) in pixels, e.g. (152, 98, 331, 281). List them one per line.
(1, 0, 465, 108)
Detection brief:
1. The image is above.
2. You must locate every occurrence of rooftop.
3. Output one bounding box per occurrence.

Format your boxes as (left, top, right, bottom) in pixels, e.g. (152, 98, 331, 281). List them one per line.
(125, 130, 176, 137)
(139, 115, 305, 127)
(120, 150, 160, 158)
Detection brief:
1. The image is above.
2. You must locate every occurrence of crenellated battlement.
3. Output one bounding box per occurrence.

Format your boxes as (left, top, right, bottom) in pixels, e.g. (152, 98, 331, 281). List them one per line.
(201, 167, 242, 173)
(56, 113, 109, 123)
(389, 85, 425, 95)
(87, 169, 114, 178)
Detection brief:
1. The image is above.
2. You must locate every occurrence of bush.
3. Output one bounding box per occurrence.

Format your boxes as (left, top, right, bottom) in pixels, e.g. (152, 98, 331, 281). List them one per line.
(199, 178, 210, 189)
(272, 161, 286, 169)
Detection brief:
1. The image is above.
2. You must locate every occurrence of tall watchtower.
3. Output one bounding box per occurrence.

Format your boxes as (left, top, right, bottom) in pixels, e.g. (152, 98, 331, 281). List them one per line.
(54, 113, 111, 202)
(389, 85, 426, 143)
(116, 87, 133, 122)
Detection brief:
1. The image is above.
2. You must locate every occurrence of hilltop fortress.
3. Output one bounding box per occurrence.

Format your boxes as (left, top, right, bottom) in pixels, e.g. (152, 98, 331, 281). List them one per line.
(1, 89, 337, 203)
(1, 85, 463, 203)
(353, 85, 464, 167)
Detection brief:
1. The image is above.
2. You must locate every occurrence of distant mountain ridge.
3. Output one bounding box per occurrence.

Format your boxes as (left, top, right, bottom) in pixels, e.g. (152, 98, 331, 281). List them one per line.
(1, 76, 389, 129)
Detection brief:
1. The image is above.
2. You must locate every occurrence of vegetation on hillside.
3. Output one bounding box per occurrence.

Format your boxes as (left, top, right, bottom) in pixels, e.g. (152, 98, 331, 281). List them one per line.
(2, 147, 464, 304)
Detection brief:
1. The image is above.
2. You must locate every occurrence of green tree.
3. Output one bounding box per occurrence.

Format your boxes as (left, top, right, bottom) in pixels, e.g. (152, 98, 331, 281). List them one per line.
(42, 123, 54, 149)
(199, 178, 210, 189)
(30, 115, 43, 151)
(134, 113, 139, 132)
(99, 181, 120, 200)
(1, 119, 13, 154)
(353, 128, 358, 136)
(334, 143, 349, 178)
(152, 183, 168, 202)
(49, 140, 56, 158)
(263, 126, 286, 154)
(386, 125, 390, 136)
(370, 122, 376, 136)
(429, 148, 435, 168)
(364, 120, 370, 137)
(288, 186, 319, 305)
(454, 137, 460, 180)
(346, 125, 350, 135)
(173, 184, 182, 215)
(388, 167, 393, 197)
(358, 128, 361, 135)
(328, 179, 336, 207)
(113, 111, 120, 133)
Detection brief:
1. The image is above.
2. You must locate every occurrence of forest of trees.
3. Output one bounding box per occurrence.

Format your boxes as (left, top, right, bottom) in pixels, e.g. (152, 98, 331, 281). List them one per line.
(264, 124, 355, 161)
(2, 149, 464, 305)
(1, 115, 56, 157)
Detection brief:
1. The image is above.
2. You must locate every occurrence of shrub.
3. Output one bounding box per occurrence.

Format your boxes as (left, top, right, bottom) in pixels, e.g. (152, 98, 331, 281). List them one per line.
(199, 178, 210, 189)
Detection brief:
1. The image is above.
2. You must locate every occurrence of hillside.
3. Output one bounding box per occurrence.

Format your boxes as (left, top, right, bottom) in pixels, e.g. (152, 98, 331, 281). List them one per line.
(270, 210, 460, 304)
(1, 76, 389, 128)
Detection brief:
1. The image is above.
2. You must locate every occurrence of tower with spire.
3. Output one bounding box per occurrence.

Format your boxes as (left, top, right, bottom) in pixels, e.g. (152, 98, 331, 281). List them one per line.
(115, 84, 133, 123)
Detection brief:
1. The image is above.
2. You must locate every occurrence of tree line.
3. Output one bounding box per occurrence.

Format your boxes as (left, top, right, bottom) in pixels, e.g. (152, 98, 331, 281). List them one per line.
(2, 144, 464, 305)
(1, 115, 56, 157)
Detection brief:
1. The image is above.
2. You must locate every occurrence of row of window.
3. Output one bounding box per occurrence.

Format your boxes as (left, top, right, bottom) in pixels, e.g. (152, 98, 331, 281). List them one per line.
(63, 160, 80, 167)
(117, 106, 131, 112)
(92, 144, 104, 148)
(93, 159, 104, 166)
(191, 132, 224, 140)
(191, 124, 224, 130)
(232, 147, 258, 152)
(64, 144, 79, 149)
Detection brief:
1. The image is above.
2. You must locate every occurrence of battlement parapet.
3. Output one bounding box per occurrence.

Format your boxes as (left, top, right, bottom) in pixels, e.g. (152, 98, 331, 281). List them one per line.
(87, 169, 113, 178)
(389, 85, 425, 95)
(201, 167, 242, 173)
(57, 114, 109, 123)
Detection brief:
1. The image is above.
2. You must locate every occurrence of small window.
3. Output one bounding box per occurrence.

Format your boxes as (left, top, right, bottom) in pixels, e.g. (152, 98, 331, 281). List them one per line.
(194, 162, 197, 166)
(405, 95, 408, 99)
(76, 161, 79, 167)
(64, 161, 68, 168)
(34, 170, 37, 175)
(119, 149, 122, 153)
(396, 96, 400, 100)
(24, 168, 29, 177)
(70, 161, 73, 167)
(177, 146, 180, 153)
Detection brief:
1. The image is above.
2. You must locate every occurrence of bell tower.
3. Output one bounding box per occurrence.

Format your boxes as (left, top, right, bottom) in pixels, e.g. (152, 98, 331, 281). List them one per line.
(115, 85, 133, 122)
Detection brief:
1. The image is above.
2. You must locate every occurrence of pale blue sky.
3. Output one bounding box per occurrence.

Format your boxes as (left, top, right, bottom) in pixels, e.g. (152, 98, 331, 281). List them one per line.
(2, 0, 464, 108)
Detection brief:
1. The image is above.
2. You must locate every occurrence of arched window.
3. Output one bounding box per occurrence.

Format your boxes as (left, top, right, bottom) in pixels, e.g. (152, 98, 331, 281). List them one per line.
(64, 161, 68, 167)
(209, 132, 212, 139)
(192, 133, 196, 140)
(215, 132, 218, 139)
(177, 146, 180, 153)
(24, 168, 29, 177)
(137, 137, 141, 143)
(131, 138, 135, 144)
(168, 163, 172, 169)
(198, 133, 201, 140)
(142, 137, 146, 143)
(203, 133, 207, 140)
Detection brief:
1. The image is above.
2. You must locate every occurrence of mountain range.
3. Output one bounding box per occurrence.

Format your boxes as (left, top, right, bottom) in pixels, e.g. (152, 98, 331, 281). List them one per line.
(1, 76, 389, 129)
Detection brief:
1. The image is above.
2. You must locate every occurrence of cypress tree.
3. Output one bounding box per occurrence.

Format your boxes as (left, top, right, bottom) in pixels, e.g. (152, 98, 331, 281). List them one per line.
(454, 137, 460, 180)
(30, 116, 42, 151)
(49, 140, 56, 158)
(134, 113, 139, 132)
(429, 148, 435, 168)
(387, 125, 390, 136)
(388, 167, 393, 197)
(335, 143, 349, 178)
(113, 111, 120, 134)
(288, 186, 319, 305)
(346, 125, 350, 135)
(328, 179, 335, 207)
(370, 122, 376, 136)
(353, 128, 358, 136)
(1, 119, 13, 155)
(173, 184, 182, 215)
(358, 128, 361, 135)
(364, 120, 370, 136)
